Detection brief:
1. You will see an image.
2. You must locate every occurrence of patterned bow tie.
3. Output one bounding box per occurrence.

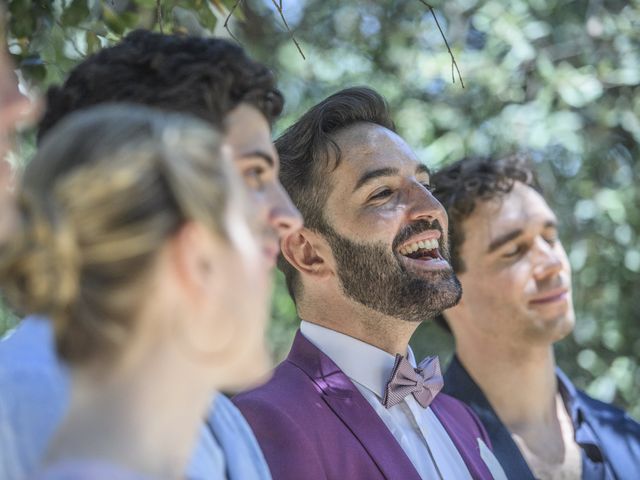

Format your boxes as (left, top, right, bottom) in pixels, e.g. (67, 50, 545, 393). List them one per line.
(382, 354, 444, 409)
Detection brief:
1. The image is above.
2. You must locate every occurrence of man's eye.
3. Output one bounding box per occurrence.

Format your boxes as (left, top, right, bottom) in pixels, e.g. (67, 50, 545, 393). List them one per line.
(503, 245, 524, 258)
(245, 166, 264, 178)
(243, 166, 265, 187)
(544, 235, 558, 246)
(420, 182, 433, 191)
(370, 189, 392, 201)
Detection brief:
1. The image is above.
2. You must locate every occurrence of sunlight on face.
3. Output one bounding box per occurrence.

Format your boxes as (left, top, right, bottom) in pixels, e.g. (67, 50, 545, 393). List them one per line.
(455, 182, 575, 345)
(224, 104, 302, 245)
(214, 149, 274, 390)
(320, 123, 461, 321)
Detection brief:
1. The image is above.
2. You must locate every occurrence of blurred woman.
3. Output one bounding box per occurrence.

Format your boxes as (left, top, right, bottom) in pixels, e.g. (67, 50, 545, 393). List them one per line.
(0, 104, 276, 479)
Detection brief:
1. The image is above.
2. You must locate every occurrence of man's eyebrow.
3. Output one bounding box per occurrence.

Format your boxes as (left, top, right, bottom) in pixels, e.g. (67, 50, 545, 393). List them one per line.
(488, 229, 524, 253)
(416, 164, 431, 176)
(488, 219, 559, 254)
(353, 167, 399, 193)
(238, 150, 274, 167)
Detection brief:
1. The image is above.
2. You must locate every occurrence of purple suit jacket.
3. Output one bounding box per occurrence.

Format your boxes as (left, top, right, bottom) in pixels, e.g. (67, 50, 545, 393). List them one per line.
(234, 331, 495, 479)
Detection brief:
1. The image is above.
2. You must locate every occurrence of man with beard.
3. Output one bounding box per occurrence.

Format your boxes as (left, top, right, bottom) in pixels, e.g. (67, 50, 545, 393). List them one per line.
(233, 87, 506, 480)
(432, 155, 640, 479)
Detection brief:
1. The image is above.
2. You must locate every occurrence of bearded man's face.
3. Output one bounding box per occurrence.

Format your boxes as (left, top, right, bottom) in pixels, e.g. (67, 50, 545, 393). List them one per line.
(315, 124, 462, 322)
(320, 218, 461, 322)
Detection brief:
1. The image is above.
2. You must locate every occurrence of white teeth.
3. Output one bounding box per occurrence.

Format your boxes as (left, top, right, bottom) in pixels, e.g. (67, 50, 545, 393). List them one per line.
(399, 239, 439, 256)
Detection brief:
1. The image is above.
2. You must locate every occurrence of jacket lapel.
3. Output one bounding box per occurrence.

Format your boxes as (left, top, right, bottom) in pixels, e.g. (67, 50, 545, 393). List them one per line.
(288, 331, 422, 480)
(430, 398, 493, 479)
(444, 356, 536, 479)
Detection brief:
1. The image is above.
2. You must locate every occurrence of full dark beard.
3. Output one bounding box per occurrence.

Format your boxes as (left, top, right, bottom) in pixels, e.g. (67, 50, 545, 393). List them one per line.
(321, 221, 462, 323)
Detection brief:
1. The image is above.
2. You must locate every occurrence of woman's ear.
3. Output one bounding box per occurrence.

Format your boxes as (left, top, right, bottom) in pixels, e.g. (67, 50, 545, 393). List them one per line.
(280, 227, 334, 280)
(169, 222, 222, 303)
(166, 222, 236, 358)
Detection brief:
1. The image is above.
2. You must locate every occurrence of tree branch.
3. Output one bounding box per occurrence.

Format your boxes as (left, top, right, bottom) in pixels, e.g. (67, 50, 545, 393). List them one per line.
(418, 0, 464, 88)
(270, 0, 305, 60)
(156, 0, 163, 34)
(55, 20, 85, 58)
(224, 0, 243, 44)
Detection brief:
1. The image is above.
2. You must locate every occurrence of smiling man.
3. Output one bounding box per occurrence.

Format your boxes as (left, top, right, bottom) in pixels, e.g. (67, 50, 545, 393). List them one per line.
(432, 155, 640, 479)
(234, 87, 506, 480)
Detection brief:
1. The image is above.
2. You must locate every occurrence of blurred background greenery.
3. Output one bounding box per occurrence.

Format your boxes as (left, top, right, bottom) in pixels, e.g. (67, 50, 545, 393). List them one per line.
(3, 0, 639, 418)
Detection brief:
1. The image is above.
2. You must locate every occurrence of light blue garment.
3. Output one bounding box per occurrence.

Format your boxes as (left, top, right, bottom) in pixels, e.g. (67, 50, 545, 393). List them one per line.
(31, 460, 156, 480)
(0, 316, 271, 480)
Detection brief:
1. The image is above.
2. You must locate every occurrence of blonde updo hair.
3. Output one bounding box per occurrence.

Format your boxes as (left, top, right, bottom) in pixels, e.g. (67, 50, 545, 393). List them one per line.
(0, 104, 242, 364)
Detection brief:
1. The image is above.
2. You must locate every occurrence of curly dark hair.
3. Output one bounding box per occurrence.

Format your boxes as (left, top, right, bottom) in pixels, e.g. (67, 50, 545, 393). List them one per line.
(275, 86, 395, 301)
(431, 154, 542, 331)
(38, 29, 283, 141)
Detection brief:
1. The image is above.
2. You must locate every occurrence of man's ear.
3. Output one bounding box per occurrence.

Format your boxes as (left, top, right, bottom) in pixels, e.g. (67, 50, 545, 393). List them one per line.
(281, 227, 334, 279)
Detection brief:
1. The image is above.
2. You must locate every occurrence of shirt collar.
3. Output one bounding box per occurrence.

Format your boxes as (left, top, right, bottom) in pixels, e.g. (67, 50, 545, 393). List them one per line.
(556, 368, 582, 423)
(300, 320, 416, 399)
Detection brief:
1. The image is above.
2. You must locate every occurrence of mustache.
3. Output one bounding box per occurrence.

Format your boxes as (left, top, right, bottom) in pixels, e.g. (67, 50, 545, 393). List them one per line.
(392, 219, 444, 251)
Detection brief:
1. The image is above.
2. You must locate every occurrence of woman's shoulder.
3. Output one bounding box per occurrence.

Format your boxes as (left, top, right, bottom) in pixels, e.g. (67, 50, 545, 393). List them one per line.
(210, 393, 250, 432)
(201, 393, 272, 480)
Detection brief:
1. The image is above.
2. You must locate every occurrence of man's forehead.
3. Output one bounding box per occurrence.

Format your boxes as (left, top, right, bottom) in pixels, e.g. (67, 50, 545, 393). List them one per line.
(333, 122, 400, 150)
(468, 184, 557, 240)
(224, 105, 277, 164)
(330, 123, 422, 172)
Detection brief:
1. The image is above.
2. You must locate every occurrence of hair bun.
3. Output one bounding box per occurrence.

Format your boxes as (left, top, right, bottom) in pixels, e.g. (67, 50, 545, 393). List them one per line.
(0, 190, 80, 331)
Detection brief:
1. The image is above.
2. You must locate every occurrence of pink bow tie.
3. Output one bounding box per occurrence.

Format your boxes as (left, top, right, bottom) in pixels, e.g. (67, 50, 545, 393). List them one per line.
(382, 354, 444, 409)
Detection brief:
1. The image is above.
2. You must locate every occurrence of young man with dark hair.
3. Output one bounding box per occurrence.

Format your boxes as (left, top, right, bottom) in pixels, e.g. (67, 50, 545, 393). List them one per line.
(37, 29, 283, 136)
(432, 155, 640, 479)
(234, 86, 506, 479)
(0, 29, 302, 479)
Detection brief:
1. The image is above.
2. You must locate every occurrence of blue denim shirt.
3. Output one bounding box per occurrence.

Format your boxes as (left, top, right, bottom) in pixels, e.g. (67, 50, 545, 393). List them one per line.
(443, 354, 640, 480)
(0, 316, 271, 480)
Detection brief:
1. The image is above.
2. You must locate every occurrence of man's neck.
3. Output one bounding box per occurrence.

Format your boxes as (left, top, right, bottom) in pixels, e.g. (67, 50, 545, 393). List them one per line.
(456, 336, 583, 472)
(457, 339, 558, 428)
(299, 295, 418, 356)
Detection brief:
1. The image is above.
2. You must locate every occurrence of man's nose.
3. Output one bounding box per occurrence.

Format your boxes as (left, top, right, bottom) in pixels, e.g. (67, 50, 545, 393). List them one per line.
(268, 183, 303, 240)
(532, 237, 564, 280)
(406, 182, 447, 228)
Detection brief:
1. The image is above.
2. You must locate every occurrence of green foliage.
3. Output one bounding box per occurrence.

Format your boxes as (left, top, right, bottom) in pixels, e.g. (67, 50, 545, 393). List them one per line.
(3, 0, 639, 419)
(5, 0, 229, 90)
(0, 300, 18, 337)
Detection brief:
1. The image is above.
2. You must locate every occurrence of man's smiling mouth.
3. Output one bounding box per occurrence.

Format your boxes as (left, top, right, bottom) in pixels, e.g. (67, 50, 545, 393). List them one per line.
(395, 233, 451, 270)
(398, 238, 441, 260)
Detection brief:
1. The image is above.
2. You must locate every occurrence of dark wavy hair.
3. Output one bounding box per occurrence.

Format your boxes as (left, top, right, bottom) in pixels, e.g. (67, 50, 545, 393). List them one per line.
(38, 29, 283, 141)
(431, 154, 542, 330)
(275, 86, 396, 301)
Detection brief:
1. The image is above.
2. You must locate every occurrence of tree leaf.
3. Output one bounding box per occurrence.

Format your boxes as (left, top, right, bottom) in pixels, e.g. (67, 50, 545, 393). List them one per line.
(61, 0, 90, 27)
